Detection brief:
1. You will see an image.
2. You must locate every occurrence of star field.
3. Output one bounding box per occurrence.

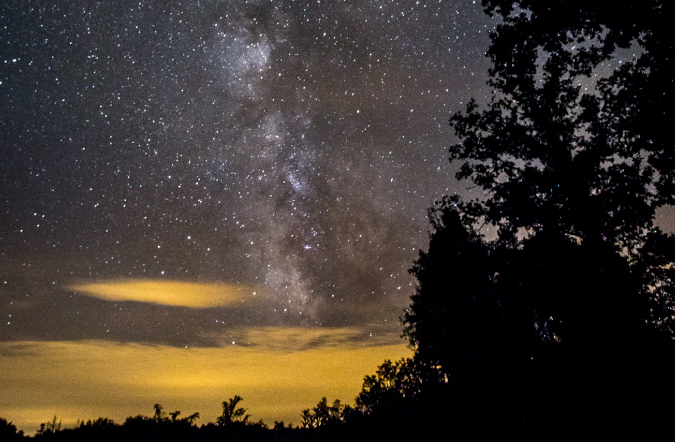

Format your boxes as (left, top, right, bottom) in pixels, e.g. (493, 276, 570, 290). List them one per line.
(1, 0, 495, 346)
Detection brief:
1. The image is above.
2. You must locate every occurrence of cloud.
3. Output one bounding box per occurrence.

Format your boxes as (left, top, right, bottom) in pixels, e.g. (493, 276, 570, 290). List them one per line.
(68, 280, 254, 308)
(216, 325, 404, 352)
(0, 338, 411, 434)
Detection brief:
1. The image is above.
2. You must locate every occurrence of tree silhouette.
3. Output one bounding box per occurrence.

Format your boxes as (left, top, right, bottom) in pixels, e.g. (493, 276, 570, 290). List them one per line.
(79, 417, 116, 429)
(355, 357, 444, 418)
(342, 357, 449, 441)
(0, 418, 24, 442)
(37, 415, 62, 435)
(217, 395, 251, 426)
(168, 410, 180, 422)
(403, 202, 501, 378)
(300, 408, 316, 428)
(299, 397, 347, 429)
(479, 1, 674, 208)
(312, 397, 329, 427)
(183, 412, 200, 426)
(404, 1, 675, 439)
(153, 403, 166, 422)
(272, 420, 287, 430)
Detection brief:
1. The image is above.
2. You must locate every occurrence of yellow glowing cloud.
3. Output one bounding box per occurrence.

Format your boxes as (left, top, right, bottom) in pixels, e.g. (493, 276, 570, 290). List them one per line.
(68, 280, 251, 308)
(0, 336, 411, 434)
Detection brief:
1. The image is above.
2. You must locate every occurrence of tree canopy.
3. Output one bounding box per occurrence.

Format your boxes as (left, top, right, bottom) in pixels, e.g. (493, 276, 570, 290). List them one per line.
(404, 1, 675, 439)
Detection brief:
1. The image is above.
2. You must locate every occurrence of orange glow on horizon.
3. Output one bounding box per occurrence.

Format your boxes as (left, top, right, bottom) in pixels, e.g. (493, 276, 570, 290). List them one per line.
(67, 280, 253, 308)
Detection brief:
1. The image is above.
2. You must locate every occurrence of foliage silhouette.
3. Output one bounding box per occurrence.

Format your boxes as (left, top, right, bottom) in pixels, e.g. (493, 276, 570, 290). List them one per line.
(152, 404, 165, 422)
(0, 418, 24, 442)
(300, 408, 315, 429)
(37, 416, 61, 435)
(354, 357, 443, 416)
(168, 410, 180, 422)
(78, 417, 116, 429)
(217, 395, 251, 426)
(183, 412, 200, 426)
(403, 1, 675, 440)
(298, 397, 348, 430)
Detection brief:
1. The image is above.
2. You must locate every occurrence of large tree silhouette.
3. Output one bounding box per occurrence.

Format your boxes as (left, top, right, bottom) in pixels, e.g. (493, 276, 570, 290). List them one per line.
(404, 1, 675, 439)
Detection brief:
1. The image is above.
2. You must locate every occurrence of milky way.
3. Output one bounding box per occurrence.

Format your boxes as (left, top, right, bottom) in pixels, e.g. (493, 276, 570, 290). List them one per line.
(1, 0, 495, 346)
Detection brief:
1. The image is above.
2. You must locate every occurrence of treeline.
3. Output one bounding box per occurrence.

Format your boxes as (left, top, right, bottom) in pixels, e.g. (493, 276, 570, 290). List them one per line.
(0, 367, 450, 442)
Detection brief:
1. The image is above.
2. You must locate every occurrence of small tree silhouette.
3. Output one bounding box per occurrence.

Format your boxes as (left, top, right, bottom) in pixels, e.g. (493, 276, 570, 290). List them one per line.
(153, 403, 166, 422)
(217, 395, 250, 426)
(300, 409, 315, 428)
(312, 397, 329, 427)
(37, 416, 61, 434)
(168, 410, 181, 422)
(184, 412, 200, 426)
(300, 397, 347, 428)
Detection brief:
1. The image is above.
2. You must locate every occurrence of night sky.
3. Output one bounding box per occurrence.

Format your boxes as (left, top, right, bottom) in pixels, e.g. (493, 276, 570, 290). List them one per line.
(2, 0, 668, 433)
